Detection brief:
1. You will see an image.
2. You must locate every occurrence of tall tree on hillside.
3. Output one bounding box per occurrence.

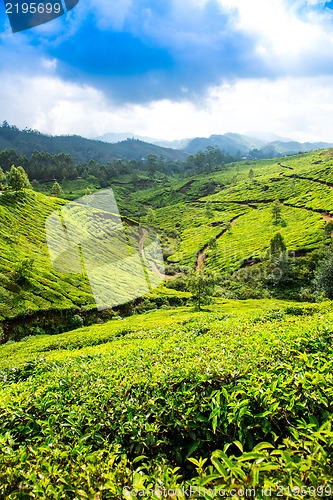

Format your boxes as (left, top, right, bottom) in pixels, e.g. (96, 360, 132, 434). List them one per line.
(51, 181, 63, 197)
(266, 232, 295, 286)
(271, 199, 282, 224)
(6, 165, 31, 192)
(186, 270, 215, 310)
(147, 154, 158, 179)
(269, 232, 286, 256)
(324, 221, 333, 239)
(314, 252, 333, 299)
(0, 167, 5, 190)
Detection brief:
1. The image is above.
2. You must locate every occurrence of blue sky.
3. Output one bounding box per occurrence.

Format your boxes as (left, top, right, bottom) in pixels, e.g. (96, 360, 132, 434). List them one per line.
(1, 0, 333, 141)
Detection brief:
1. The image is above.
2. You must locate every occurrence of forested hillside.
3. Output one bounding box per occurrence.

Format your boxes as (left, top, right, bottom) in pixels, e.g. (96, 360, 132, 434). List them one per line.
(0, 122, 188, 163)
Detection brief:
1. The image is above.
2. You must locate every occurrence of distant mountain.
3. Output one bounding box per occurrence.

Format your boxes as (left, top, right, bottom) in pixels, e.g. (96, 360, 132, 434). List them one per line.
(0, 124, 188, 163)
(184, 133, 333, 157)
(96, 132, 192, 150)
(185, 133, 266, 155)
(259, 140, 333, 157)
(244, 131, 292, 143)
(1, 124, 332, 164)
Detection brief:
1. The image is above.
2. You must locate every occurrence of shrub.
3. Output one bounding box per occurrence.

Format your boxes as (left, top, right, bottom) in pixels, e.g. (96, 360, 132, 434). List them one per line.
(11, 258, 35, 283)
(69, 314, 84, 330)
(314, 252, 333, 299)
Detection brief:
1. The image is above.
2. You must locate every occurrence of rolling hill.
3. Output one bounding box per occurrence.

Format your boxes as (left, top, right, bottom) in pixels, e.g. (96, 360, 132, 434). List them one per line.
(184, 133, 333, 157)
(1, 147, 333, 494)
(0, 123, 188, 163)
(1, 147, 333, 340)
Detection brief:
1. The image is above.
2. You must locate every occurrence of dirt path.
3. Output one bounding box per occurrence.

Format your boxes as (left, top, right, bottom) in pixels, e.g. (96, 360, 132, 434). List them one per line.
(277, 163, 294, 170)
(286, 173, 333, 189)
(196, 214, 244, 271)
(139, 227, 176, 280)
(221, 199, 333, 223)
(176, 180, 195, 194)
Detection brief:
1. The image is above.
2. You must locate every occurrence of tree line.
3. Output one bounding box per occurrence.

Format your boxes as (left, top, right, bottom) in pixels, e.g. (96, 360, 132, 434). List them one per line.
(0, 145, 239, 187)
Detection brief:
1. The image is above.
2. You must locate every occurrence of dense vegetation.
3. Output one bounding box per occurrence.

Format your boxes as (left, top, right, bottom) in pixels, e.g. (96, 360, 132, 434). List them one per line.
(1, 142, 333, 496)
(1, 301, 333, 497)
(0, 122, 188, 164)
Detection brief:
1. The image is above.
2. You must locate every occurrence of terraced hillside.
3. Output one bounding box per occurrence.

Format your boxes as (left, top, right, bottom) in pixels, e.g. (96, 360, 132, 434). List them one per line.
(1, 149, 333, 340)
(0, 191, 184, 342)
(1, 150, 333, 497)
(146, 150, 333, 271)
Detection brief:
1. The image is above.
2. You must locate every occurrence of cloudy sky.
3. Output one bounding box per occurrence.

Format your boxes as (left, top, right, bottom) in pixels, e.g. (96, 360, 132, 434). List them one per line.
(1, 0, 333, 141)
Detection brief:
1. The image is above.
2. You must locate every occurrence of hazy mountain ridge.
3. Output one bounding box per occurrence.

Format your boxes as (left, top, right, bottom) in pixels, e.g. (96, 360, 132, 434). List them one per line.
(184, 134, 333, 157)
(1, 124, 332, 164)
(95, 130, 333, 158)
(0, 125, 188, 163)
(96, 132, 192, 150)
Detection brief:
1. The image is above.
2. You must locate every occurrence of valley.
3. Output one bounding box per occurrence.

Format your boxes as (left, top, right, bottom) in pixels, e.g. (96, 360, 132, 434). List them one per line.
(1, 143, 333, 497)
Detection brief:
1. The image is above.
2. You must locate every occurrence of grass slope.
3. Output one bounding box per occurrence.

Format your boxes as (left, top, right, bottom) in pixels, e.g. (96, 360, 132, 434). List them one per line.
(0, 190, 94, 323)
(142, 150, 333, 270)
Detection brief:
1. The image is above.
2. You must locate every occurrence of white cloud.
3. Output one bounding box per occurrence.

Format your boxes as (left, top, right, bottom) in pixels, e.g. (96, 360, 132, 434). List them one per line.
(221, 0, 333, 72)
(1, 72, 333, 143)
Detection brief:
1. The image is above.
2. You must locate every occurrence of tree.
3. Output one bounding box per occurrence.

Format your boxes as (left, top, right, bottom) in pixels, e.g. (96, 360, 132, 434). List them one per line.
(147, 154, 158, 179)
(270, 232, 286, 256)
(266, 233, 295, 287)
(51, 181, 62, 197)
(0, 167, 5, 190)
(6, 165, 31, 192)
(271, 199, 282, 224)
(266, 252, 296, 287)
(146, 207, 156, 225)
(324, 221, 333, 238)
(186, 270, 215, 310)
(314, 252, 333, 299)
(248, 168, 254, 180)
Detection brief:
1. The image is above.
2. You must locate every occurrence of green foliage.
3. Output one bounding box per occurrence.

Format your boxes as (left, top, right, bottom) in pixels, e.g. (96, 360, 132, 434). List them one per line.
(51, 181, 62, 197)
(270, 231, 286, 256)
(0, 302, 333, 494)
(146, 207, 156, 224)
(265, 252, 296, 287)
(271, 199, 282, 224)
(186, 270, 215, 310)
(6, 165, 31, 192)
(324, 220, 333, 236)
(3, 142, 333, 493)
(11, 258, 35, 283)
(314, 251, 333, 299)
(69, 313, 84, 330)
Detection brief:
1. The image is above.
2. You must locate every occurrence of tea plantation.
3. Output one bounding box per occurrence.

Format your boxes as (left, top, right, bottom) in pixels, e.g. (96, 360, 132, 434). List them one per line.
(0, 301, 333, 498)
(1, 149, 333, 498)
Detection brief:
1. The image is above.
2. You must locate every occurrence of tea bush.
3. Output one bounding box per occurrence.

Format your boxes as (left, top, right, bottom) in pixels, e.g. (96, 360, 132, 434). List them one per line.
(0, 301, 333, 497)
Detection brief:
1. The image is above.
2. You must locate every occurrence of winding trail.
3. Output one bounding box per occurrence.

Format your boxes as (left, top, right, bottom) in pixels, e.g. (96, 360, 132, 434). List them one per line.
(277, 163, 294, 171)
(195, 214, 244, 271)
(194, 200, 333, 271)
(285, 173, 333, 189)
(138, 227, 176, 280)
